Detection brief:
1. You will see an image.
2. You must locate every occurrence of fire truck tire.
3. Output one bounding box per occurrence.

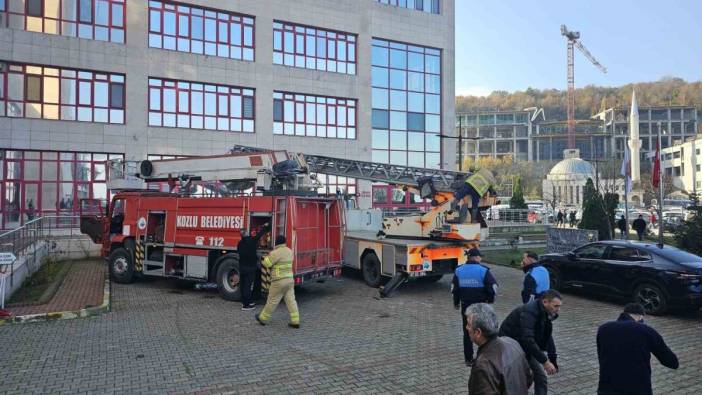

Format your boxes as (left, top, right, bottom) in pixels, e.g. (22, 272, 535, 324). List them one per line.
(216, 259, 242, 302)
(362, 253, 382, 288)
(109, 247, 135, 284)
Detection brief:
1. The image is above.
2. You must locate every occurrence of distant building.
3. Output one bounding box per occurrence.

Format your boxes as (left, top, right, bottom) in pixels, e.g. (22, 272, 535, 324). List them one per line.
(660, 136, 702, 195)
(455, 105, 699, 169)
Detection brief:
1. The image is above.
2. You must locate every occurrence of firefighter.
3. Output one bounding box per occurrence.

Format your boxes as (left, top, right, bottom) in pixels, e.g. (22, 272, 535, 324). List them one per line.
(452, 168, 496, 223)
(256, 235, 300, 328)
(237, 223, 270, 311)
(452, 248, 498, 366)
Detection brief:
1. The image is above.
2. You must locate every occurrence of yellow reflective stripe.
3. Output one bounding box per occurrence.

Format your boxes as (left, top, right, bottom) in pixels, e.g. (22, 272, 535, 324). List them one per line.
(467, 173, 490, 196)
(259, 310, 271, 321)
(289, 312, 300, 323)
(262, 256, 273, 268)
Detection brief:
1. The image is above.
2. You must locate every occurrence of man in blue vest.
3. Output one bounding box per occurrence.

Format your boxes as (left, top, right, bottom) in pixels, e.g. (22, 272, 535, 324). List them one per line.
(452, 248, 498, 366)
(521, 251, 550, 304)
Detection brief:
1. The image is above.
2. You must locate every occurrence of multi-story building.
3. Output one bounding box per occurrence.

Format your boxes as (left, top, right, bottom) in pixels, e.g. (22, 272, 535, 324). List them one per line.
(594, 105, 698, 161)
(455, 105, 699, 168)
(660, 136, 701, 195)
(0, 0, 455, 229)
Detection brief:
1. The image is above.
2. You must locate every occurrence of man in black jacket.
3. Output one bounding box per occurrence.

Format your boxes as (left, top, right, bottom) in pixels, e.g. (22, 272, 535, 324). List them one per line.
(452, 248, 498, 366)
(617, 215, 627, 240)
(237, 223, 270, 310)
(521, 251, 550, 304)
(596, 303, 678, 395)
(499, 289, 562, 395)
(632, 214, 647, 241)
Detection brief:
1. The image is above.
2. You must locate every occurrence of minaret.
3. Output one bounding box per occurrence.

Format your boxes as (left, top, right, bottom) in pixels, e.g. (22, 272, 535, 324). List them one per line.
(628, 90, 641, 183)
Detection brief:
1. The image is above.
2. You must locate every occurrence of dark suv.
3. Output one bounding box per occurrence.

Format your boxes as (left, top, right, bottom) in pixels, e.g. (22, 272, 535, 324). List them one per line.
(540, 241, 702, 315)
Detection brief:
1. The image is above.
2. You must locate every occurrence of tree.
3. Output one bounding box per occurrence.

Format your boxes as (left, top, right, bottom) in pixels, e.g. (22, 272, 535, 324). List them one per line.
(510, 176, 527, 209)
(579, 178, 612, 240)
(674, 194, 702, 255)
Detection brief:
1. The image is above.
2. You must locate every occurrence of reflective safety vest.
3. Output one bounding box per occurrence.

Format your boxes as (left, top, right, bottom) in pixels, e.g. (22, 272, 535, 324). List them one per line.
(466, 168, 496, 196)
(262, 244, 294, 281)
(529, 265, 550, 295)
(456, 263, 488, 289)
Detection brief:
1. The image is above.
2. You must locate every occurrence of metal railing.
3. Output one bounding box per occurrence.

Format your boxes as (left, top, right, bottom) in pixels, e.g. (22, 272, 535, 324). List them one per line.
(482, 208, 553, 227)
(0, 216, 81, 289)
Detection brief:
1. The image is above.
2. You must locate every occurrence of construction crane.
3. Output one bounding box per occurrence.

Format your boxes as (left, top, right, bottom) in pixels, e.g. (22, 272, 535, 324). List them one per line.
(560, 24, 607, 149)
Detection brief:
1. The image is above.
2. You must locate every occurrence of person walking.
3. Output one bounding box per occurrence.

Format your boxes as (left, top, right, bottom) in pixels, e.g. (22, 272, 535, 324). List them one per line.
(237, 223, 270, 310)
(499, 290, 562, 395)
(568, 211, 576, 228)
(556, 210, 564, 228)
(521, 251, 550, 304)
(256, 235, 300, 328)
(596, 303, 678, 395)
(617, 215, 627, 240)
(452, 248, 498, 366)
(465, 303, 533, 395)
(632, 214, 647, 241)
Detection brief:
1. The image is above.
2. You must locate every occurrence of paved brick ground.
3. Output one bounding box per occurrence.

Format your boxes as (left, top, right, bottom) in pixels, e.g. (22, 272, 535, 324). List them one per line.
(9, 260, 106, 316)
(0, 261, 700, 394)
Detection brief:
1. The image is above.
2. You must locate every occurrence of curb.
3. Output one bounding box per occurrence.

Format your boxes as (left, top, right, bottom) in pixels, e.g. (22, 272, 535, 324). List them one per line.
(0, 275, 111, 326)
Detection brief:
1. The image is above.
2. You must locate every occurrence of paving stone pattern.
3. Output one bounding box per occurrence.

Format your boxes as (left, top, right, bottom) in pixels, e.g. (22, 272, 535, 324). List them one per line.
(1, 262, 700, 394)
(9, 260, 106, 316)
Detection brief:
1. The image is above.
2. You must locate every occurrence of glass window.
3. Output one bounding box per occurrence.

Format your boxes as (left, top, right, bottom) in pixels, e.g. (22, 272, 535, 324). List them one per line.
(27, 0, 43, 17)
(273, 21, 356, 75)
(575, 243, 608, 259)
(79, 0, 92, 23)
(375, 0, 440, 14)
(148, 1, 255, 61)
(273, 91, 356, 139)
(25, 75, 42, 102)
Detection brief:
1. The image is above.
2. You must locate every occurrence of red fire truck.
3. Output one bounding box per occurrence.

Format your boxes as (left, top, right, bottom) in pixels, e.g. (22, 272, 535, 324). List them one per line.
(81, 149, 345, 301)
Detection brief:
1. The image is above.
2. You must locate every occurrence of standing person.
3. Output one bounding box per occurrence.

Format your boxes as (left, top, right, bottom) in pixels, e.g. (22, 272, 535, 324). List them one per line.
(632, 214, 647, 241)
(568, 211, 576, 228)
(26, 199, 36, 221)
(650, 211, 657, 229)
(465, 303, 533, 395)
(556, 210, 564, 228)
(617, 215, 627, 240)
(237, 223, 270, 310)
(256, 235, 300, 328)
(499, 290, 562, 395)
(452, 248, 498, 366)
(597, 303, 678, 395)
(521, 251, 550, 304)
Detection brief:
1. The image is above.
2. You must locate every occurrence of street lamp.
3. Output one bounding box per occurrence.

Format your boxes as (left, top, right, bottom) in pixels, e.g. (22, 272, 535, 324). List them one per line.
(437, 118, 481, 171)
(656, 121, 666, 247)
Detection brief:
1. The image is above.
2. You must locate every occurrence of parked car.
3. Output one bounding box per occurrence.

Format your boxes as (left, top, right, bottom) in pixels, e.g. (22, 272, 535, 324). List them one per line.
(540, 241, 702, 315)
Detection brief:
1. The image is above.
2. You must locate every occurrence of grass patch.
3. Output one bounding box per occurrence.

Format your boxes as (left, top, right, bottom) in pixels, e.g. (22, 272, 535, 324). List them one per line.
(482, 247, 546, 268)
(8, 259, 69, 306)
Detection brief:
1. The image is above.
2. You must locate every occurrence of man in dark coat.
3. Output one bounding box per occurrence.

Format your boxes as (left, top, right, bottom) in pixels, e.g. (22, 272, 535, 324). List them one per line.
(632, 214, 647, 241)
(596, 303, 678, 395)
(617, 215, 627, 240)
(452, 248, 498, 366)
(499, 289, 562, 395)
(237, 223, 270, 310)
(465, 303, 532, 395)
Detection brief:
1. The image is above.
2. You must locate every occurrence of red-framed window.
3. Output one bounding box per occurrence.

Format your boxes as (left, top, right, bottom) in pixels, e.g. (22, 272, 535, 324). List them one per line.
(273, 91, 356, 139)
(0, 0, 125, 43)
(0, 60, 125, 123)
(148, 0, 254, 61)
(314, 174, 356, 196)
(0, 149, 123, 229)
(375, 0, 440, 14)
(371, 184, 430, 211)
(273, 21, 356, 75)
(148, 77, 255, 132)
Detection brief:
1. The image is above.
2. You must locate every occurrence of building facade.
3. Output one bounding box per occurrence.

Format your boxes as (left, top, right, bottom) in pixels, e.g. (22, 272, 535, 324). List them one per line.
(0, 0, 456, 229)
(455, 105, 699, 168)
(661, 136, 701, 195)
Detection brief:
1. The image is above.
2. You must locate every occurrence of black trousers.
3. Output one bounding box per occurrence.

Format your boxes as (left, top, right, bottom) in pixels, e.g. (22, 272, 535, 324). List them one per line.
(461, 303, 475, 361)
(240, 270, 255, 307)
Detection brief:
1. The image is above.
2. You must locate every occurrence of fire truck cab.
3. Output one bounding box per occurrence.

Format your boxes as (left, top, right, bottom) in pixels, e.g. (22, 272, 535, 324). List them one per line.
(81, 191, 344, 301)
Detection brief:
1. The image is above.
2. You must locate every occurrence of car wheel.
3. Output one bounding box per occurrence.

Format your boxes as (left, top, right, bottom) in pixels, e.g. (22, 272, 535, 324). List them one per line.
(634, 283, 668, 315)
(362, 253, 382, 287)
(546, 266, 561, 291)
(216, 258, 242, 302)
(109, 247, 135, 284)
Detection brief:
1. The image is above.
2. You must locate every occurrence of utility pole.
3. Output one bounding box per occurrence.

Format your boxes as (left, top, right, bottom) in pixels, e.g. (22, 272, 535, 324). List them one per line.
(458, 115, 463, 171)
(657, 121, 665, 247)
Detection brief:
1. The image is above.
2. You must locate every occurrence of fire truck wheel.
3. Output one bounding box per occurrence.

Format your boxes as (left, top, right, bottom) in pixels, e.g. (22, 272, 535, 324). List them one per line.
(216, 259, 242, 302)
(362, 253, 382, 288)
(109, 248, 135, 284)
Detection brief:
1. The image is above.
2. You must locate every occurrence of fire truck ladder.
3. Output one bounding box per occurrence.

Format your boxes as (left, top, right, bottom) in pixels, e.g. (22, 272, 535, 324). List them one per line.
(230, 145, 470, 194)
